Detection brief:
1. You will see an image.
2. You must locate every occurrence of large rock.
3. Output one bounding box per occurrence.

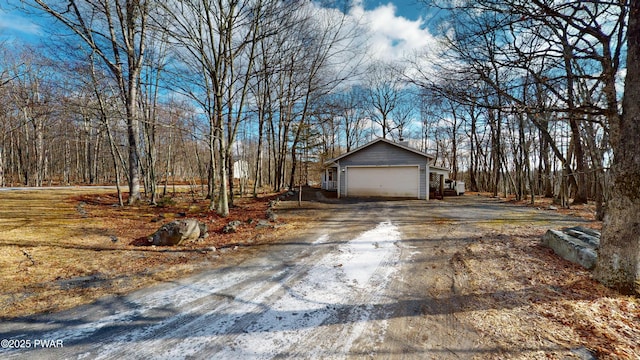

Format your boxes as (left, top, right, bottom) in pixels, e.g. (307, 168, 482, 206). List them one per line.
(542, 226, 600, 269)
(148, 219, 207, 246)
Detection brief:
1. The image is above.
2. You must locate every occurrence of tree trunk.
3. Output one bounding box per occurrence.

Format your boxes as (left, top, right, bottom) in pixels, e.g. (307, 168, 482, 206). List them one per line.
(227, 151, 234, 207)
(490, 109, 501, 197)
(217, 130, 229, 217)
(34, 121, 44, 187)
(253, 109, 265, 198)
(594, 2, 640, 295)
(541, 135, 554, 198)
(126, 67, 142, 204)
(584, 122, 607, 221)
(561, 34, 588, 205)
(22, 113, 30, 186)
(163, 122, 173, 198)
(64, 139, 70, 185)
(569, 118, 588, 204)
(105, 122, 124, 207)
(469, 107, 479, 192)
(208, 120, 216, 204)
(0, 146, 4, 187)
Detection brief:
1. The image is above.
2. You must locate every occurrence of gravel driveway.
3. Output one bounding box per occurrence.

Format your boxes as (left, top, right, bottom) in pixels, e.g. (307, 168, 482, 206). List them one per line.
(0, 195, 586, 359)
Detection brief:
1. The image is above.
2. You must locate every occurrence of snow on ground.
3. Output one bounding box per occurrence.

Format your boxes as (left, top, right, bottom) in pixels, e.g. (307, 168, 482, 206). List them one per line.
(3, 222, 402, 360)
(341, 221, 400, 286)
(210, 221, 402, 359)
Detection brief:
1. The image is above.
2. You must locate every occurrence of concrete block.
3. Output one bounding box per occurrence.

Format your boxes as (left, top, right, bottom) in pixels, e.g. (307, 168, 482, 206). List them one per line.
(564, 226, 600, 249)
(542, 229, 598, 270)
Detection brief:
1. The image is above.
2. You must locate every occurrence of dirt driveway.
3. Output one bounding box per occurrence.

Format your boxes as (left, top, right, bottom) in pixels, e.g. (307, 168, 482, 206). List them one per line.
(0, 195, 628, 359)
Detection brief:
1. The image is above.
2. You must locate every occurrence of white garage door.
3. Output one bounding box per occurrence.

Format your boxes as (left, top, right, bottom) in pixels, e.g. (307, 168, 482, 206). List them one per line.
(346, 166, 419, 198)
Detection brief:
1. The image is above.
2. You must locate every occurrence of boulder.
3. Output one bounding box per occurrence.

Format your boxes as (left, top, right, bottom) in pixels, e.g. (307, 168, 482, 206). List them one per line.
(148, 219, 207, 246)
(564, 226, 600, 248)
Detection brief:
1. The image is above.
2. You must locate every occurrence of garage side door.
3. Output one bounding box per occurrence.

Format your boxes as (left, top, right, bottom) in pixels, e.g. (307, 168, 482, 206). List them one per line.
(346, 166, 419, 198)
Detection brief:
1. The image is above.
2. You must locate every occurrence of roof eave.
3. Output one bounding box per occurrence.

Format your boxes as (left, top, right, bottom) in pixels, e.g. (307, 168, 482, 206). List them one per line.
(324, 138, 434, 165)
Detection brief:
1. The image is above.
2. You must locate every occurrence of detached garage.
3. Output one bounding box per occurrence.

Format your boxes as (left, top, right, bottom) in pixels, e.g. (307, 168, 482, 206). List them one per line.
(322, 138, 449, 200)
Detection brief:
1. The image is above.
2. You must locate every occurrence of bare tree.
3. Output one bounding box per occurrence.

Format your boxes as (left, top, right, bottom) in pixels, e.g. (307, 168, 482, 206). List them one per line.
(159, 0, 291, 215)
(0, 46, 10, 187)
(84, 52, 127, 205)
(322, 87, 368, 154)
(364, 62, 402, 139)
(285, 3, 363, 190)
(5, 49, 58, 187)
(25, 0, 152, 203)
(418, 0, 626, 205)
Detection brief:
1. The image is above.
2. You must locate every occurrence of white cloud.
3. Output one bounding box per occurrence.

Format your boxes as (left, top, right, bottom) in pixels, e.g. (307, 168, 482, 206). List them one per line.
(0, 9, 41, 36)
(349, 2, 439, 64)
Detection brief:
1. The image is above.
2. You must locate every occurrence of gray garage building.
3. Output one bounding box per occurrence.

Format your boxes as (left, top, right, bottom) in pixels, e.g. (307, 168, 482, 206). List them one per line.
(321, 138, 450, 200)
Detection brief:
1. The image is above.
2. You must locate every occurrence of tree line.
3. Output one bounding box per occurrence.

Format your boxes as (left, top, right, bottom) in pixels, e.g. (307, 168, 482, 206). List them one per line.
(0, 0, 629, 216)
(408, 0, 626, 221)
(0, 1, 447, 212)
(1, 0, 367, 214)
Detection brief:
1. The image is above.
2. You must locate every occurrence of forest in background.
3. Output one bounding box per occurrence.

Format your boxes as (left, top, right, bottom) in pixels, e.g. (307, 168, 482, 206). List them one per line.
(0, 1, 627, 222)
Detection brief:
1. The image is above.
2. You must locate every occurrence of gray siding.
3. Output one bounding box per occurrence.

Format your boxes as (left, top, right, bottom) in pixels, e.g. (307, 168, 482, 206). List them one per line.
(337, 142, 429, 199)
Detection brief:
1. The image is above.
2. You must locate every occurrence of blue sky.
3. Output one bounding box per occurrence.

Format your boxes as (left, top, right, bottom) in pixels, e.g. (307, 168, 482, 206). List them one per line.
(363, 0, 445, 31)
(367, 0, 426, 20)
(0, 8, 39, 41)
(0, 1, 431, 30)
(0, 1, 441, 72)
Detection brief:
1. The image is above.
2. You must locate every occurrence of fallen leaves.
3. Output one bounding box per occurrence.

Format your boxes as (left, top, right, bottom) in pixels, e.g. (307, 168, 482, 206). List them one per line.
(453, 223, 639, 359)
(0, 188, 285, 319)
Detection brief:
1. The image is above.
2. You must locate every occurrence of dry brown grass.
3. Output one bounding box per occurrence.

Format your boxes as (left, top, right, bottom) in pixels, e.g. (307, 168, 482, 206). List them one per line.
(451, 193, 639, 359)
(480, 191, 601, 222)
(455, 231, 640, 359)
(0, 188, 287, 319)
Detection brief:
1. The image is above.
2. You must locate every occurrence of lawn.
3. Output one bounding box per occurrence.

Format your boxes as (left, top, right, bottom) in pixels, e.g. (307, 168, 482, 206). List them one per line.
(0, 187, 286, 318)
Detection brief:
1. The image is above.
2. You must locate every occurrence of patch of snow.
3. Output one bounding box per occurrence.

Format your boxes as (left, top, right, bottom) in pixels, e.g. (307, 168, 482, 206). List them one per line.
(211, 221, 401, 359)
(340, 221, 400, 286)
(313, 234, 329, 244)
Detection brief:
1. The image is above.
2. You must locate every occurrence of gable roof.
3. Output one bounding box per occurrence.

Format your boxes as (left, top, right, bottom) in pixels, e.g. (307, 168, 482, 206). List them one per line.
(324, 138, 434, 166)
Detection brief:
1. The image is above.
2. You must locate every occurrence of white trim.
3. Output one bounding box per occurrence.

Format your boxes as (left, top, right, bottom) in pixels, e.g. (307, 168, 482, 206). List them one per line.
(426, 162, 430, 200)
(417, 167, 420, 198)
(336, 161, 341, 198)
